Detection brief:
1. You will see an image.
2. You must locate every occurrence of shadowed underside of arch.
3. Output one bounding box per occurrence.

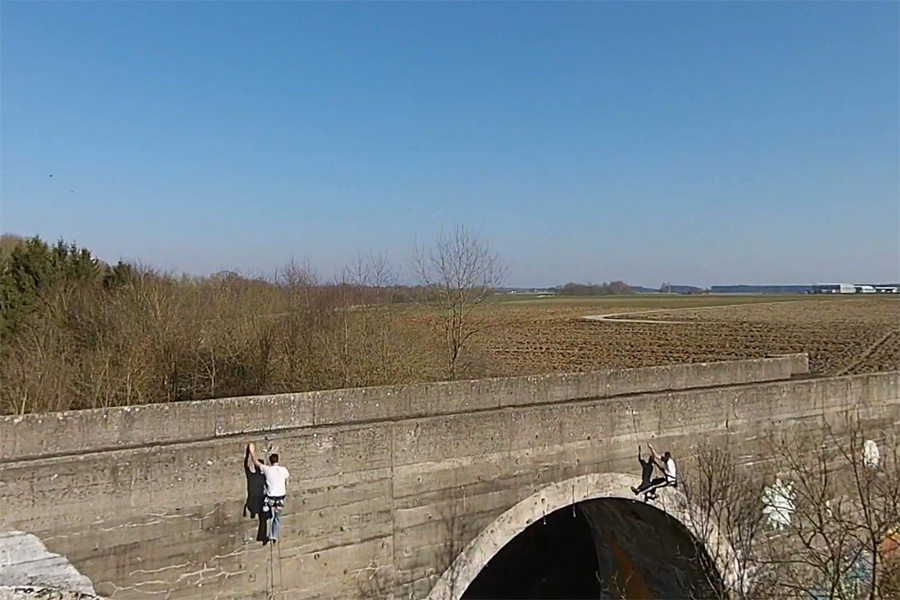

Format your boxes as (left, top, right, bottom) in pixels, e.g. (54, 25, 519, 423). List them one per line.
(425, 473, 730, 600)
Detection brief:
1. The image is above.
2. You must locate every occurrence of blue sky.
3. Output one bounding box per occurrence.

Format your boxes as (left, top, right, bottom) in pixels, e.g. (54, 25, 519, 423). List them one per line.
(1, 1, 898, 287)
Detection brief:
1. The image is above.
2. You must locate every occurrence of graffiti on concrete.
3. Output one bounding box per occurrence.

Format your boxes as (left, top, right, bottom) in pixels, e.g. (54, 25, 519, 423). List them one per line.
(807, 546, 872, 600)
(863, 440, 880, 470)
(762, 478, 795, 531)
(806, 526, 900, 600)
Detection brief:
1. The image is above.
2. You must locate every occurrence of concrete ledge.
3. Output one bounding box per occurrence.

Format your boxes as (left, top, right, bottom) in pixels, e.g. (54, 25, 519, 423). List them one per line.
(0, 356, 807, 461)
(769, 353, 810, 377)
(0, 531, 98, 597)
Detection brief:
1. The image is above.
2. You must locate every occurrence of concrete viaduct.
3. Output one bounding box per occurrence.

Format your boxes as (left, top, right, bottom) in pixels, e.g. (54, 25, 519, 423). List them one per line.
(1, 354, 898, 599)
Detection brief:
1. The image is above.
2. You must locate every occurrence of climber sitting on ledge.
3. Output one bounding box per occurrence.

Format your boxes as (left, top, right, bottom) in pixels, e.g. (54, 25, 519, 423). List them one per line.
(631, 443, 677, 500)
(247, 442, 291, 544)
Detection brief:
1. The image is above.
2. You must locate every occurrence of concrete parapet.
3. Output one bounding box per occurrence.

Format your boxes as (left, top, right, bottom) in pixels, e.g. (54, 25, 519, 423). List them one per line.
(0, 358, 896, 600)
(0, 355, 805, 462)
(769, 352, 810, 377)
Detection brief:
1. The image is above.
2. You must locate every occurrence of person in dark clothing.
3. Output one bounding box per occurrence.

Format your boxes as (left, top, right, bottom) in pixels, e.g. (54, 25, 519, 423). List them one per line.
(631, 444, 670, 500)
(637, 445, 655, 485)
(244, 448, 271, 543)
(243, 446, 267, 520)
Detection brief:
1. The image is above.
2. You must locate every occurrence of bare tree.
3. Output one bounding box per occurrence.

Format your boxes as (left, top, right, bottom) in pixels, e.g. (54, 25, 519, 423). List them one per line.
(683, 416, 900, 600)
(414, 225, 506, 380)
(324, 253, 433, 388)
(680, 441, 772, 599)
(765, 417, 900, 600)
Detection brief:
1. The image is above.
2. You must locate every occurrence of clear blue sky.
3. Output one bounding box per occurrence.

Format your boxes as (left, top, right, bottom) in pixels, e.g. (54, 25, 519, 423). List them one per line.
(1, 1, 898, 287)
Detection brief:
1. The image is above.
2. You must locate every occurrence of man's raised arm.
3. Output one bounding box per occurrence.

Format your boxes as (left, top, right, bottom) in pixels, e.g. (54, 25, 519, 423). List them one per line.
(647, 443, 661, 465)
(245, 445, 254, 471)
(247, 442, 263, 468)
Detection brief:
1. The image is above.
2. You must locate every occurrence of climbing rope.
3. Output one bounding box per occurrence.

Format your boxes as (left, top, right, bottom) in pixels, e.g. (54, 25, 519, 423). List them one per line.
(630, 405, 639, 440)
(267, 542, 275, 600)
(265, 539, 288, 599)
(277, 540, 285, 598)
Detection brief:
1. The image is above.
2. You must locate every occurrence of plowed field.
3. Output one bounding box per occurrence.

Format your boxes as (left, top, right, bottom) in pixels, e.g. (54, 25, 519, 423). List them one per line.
(463, 296, 899, 377)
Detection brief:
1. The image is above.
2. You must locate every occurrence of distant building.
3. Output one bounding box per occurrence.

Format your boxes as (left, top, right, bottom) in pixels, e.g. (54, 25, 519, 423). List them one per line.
(811, 283, 857, 294)
(810, 283, 898, 294)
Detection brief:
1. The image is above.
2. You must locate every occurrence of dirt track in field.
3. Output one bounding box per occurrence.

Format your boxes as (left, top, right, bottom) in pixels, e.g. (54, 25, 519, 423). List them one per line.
(463, 296, 900, 378)
(581, 300, 810, 324)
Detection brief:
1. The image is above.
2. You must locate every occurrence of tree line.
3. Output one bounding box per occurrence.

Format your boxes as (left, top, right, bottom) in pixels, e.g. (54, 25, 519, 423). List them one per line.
(0, 226, 505, 415)
(554, 281, 633, 296)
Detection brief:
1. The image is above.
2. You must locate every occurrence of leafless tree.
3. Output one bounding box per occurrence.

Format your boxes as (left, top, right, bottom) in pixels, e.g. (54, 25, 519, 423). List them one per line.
(682, 416, 900, 600)
(680, 440, 772, 599)
(763, 416, 900, 600)
(413, 225, 506, 380)
(323, 253, 434, 388)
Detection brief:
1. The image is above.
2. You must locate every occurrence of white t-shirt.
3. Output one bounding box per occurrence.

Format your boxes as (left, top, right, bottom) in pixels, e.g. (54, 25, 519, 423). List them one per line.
(664, 458, 677, 484)
(259, 464, 290, 497)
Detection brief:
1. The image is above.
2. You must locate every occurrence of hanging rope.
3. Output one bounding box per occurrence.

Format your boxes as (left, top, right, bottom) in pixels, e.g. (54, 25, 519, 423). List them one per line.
(277, 540, 285, 598)
(265, 542, 272, 600)
(572, 481, 576, 518)
(267, 541, 278, 600)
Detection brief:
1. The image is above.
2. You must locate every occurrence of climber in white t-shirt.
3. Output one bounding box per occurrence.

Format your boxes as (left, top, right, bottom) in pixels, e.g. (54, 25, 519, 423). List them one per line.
(654, 444, 677, 486)
(631, 443, 676, 500)
(247, 443, 290, 543)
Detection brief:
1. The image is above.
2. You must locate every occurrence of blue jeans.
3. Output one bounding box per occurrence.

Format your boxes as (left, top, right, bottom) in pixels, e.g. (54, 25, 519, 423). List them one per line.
(265, 496, 285, 540)
(269, 507, 282, 540)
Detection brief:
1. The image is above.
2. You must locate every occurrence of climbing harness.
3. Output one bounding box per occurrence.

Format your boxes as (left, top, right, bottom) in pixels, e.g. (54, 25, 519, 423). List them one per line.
(263, 495, 286, 514)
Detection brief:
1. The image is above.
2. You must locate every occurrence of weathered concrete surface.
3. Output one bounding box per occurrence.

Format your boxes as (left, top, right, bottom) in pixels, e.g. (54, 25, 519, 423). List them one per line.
(0, 532, 98, 596)
(582, 498, 718, 599)
(1, 355, 897, 600)
(0, 355, 806, 460)
(426, 473, 728, 600)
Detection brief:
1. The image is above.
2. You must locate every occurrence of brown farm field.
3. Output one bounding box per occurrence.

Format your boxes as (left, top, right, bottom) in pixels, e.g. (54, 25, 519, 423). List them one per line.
(447, 295, 900, 378)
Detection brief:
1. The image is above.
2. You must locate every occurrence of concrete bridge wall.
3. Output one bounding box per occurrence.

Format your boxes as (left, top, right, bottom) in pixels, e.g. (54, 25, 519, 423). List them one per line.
(1, 355, 897, 599)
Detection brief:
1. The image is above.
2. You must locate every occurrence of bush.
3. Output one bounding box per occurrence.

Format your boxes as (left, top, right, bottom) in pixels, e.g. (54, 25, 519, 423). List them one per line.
(0, 237, 445, 414)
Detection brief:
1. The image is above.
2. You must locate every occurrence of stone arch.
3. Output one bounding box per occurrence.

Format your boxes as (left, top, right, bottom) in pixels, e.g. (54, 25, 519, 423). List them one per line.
(425, 472, 737, 600)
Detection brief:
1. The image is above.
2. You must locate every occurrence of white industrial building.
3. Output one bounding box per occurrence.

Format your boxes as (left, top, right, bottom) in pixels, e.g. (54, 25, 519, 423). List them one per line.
(810, 283, 898, 294)
(811, 283, 857, 294)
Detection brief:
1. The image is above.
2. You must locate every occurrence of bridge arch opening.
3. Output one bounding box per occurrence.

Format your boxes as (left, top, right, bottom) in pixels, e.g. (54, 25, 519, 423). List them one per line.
(427, 473, 729, 600)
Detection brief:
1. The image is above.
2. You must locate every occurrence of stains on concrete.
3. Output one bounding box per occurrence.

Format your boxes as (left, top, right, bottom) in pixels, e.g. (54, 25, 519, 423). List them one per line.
(582, 498, 721, 599)
(425, 473, 730, 600)
(0, 359, 893, 599)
